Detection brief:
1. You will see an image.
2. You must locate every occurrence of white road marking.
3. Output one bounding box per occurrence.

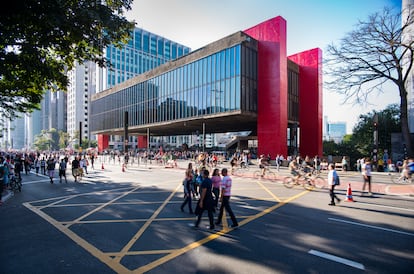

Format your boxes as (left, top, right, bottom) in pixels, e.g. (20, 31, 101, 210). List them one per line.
(329, 217, 414, 236)
(357, 201, 414, 212)
(309, 249, 365, 270)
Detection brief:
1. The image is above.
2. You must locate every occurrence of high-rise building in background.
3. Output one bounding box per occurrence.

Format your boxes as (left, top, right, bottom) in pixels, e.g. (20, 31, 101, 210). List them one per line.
(324, 119, 347, 143)
(403, 0, 414, 133)
(5, 27, 190, 151)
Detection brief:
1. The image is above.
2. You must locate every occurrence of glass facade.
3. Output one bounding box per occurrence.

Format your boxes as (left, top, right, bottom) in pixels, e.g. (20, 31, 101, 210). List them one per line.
(105, 28, 191, 88)
(91, 42, 257, 132)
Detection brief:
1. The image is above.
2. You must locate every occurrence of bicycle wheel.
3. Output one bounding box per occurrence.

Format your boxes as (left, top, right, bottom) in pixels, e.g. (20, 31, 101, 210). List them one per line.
(389, 173, 407, 184)
(303, 180, 315, 190)
(253, 171, 262, 180)
(265, 171, 276, 181)
(312, 177, 326, 189)
(283, 177, 295, 188)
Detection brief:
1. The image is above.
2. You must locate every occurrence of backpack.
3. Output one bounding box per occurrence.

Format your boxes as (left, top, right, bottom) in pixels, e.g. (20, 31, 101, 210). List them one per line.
(334, 174, 340, 185)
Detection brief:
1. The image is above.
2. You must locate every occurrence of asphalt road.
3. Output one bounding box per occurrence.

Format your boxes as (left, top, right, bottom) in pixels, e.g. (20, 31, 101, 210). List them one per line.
(0, 160, 413, 274)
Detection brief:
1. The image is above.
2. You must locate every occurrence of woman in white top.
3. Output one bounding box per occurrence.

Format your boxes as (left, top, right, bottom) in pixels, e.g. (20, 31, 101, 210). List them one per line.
(327, 164, 341, 206)
(361, 157, 372, 196)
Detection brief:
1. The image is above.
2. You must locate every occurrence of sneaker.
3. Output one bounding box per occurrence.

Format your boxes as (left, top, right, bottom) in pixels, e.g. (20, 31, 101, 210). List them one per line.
(188, 223, 199, 229)
(207, 225, 215, 230)
(336, 198, 341, 203)
(328, 202, 335, 206)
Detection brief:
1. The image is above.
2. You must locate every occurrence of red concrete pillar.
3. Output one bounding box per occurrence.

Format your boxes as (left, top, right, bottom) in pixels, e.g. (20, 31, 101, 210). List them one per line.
(244, 16, 288, 158)
(288, 48, 323, 157)
(97, 134, 109, 152)
(137, 135, 148, 149)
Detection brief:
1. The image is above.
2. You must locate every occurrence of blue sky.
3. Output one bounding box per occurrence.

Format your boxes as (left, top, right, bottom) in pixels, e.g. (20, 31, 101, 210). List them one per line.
(126, 0, 402, 133)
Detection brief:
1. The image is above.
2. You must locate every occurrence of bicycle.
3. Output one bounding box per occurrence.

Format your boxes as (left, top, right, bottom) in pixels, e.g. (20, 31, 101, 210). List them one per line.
(388, 172, 413, 184)
(231, 162, 249, 176)
(253, 166, 277, 181)
(9, 176, 22, 192)
(283, 172, 325, 190)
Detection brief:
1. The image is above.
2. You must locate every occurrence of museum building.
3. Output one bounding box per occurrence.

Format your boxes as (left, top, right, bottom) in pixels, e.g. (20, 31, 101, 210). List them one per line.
(91, 16, 323, 157)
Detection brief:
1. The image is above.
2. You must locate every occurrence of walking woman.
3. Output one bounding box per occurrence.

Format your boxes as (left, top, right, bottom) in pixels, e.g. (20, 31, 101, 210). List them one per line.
(211, 168, 221, 208)
(180, 163, 194, 214)
(361, 157, 372, 196)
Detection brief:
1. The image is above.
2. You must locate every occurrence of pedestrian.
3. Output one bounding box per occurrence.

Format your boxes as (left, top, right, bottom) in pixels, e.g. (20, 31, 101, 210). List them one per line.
(211, 168, 221, 208)
(59, 158, 67, 183)
(361, 157, 372, 196)
(194, 169, 215, 230)
(341, 156, 348, 172)
(215, 168, 238, 228)
(46, 156, 56, 184)
(180, 166, 194, 214)
(72, 156, 80, 182)
(34, 157, 40, 176)
(40, 157, 46, 175)
(327, 164, 341, 206)
(275, 154, 281, 172)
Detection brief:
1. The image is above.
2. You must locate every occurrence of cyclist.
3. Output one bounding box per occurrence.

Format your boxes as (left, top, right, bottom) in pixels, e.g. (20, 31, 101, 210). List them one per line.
(406, 158, 414, 178)
(258, 154, 269, 177)
(230, 155, 238, 174)
(288, 158, 300, 183)
(302, 156, 313, 175)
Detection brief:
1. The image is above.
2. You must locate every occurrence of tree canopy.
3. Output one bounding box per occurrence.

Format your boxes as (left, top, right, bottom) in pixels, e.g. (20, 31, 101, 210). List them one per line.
(0, 0, 135, 120)
(324, 6, 414, 157)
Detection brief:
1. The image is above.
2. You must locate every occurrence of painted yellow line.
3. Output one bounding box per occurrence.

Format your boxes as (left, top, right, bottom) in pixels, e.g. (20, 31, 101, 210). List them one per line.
(134, 190, 310, 273)
(23, 202, 131, 274)
(113, 183, 182, 264)
(254, 180, 282, 202)
(66, 186, 142, 228)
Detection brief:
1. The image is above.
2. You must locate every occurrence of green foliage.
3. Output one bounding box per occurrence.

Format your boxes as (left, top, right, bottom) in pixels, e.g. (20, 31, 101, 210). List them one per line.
(0, 0, 135, 120)
(323, 104, 401, 165)
(33, 128, 58, 151)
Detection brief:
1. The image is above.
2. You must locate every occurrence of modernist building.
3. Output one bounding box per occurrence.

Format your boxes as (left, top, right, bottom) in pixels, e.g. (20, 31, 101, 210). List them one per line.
(91, 16, 323, 158)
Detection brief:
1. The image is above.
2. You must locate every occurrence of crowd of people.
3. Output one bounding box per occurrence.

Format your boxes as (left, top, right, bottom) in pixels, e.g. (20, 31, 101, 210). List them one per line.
(0, 151, 98, 205)
(181, 159, 238, 230)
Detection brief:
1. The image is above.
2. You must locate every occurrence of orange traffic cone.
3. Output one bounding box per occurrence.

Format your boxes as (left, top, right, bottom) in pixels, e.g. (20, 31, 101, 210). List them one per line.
(345, 183, 354, 202)
(101, 163, 104, 170)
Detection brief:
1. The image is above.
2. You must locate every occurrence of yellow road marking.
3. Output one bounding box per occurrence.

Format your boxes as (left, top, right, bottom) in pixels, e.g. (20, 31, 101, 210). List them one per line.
(23, 202, 132, 274)
(135, 190, 309, 273)
(66, 186, 142, 228)
(112, 183, 182, 264)
(23, 177, 310, 274)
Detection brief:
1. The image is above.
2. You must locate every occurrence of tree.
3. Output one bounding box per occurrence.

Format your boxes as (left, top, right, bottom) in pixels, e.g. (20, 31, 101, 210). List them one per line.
(325, 6, 414, 157)
(352, 104, 400, 156)
(0, 0, 135, 120)
(33, 128, 57, 151)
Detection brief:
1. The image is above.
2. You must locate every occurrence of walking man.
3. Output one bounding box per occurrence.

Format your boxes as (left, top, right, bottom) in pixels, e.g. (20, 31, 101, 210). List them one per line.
(59, 158, 67, 183)
(215, 168, 238, 228)
(194, 169, 215, 230)
(46, 156, 56, 184)
(327, 164, 341, 206)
